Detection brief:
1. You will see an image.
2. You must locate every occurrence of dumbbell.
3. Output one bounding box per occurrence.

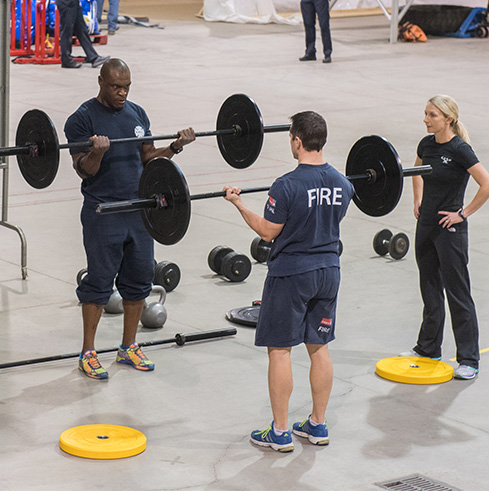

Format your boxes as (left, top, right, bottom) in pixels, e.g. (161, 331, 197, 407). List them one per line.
(373, 229, 409, 260)
(141, 285, 167, 328)
(154, 260, 181, 292)
(250, 237, 272, 263)
(208, 245, 252, 282)
(250, 236, 343, 263)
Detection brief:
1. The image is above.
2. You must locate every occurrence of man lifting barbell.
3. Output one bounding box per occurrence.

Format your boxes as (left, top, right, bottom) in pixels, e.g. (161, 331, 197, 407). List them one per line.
(223, 111, 355, 452)
(64, 58, 195, 380)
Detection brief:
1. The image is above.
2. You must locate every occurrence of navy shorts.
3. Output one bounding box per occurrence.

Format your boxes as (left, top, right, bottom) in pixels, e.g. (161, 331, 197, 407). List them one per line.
(255, 267, 340, 347)
(76, 205, 154, 305)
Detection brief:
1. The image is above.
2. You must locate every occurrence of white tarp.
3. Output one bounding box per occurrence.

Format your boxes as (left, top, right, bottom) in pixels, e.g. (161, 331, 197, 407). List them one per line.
(203, 0, 485, 23)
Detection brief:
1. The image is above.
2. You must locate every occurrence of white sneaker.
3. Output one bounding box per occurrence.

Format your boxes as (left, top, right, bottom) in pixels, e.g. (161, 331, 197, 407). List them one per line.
(454, 365, 479, 380)
(398, 349, 441, 360)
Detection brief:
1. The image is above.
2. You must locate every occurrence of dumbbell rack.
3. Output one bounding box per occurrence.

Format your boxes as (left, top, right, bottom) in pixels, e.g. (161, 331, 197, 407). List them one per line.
(1, 2, 28, 280)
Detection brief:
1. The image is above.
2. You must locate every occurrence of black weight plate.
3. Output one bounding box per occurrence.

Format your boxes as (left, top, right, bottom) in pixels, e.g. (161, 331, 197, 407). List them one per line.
(338, 239, 343, 257)
(389, 233, 409, 260)
(346, 136, 403, 217)
(373, 229, 393, 256)
(154, 261, 181, 292)
(15, 109, 59, 189)
(250, 236, 271, 263)
(139, 157, 191, 245)
(208, 245, 234, 274)
(216, 94, 264, 169)
(221, 251, 252, 282)
(225, 305, 260, 327)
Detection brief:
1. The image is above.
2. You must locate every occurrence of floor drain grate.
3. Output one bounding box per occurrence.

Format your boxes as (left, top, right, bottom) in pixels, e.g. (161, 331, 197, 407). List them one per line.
(375, 474, 462, 491)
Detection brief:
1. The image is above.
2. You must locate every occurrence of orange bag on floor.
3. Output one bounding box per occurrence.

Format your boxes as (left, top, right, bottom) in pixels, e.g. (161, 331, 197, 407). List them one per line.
(399, 22, 428, 42)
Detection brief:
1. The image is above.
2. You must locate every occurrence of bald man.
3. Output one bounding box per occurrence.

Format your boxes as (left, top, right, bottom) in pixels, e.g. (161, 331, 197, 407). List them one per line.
(64, 58, 195, 379)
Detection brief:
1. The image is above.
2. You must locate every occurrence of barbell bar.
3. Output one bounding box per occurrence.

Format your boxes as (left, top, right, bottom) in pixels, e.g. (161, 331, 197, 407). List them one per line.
(0, 93, 289, 189)
(95, 135, 432, 246)
(0, 328, 237, 370)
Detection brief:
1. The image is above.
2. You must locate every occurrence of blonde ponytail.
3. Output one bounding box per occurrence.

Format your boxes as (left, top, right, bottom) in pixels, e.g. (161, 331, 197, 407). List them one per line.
(428, 95, 470, 144)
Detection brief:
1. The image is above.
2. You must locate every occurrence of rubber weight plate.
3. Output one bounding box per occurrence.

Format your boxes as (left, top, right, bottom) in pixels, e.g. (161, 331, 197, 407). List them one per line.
(139, 158, 191, 245)
(59, 424, 147, 459)
(16, 109, 60, 189)
(208, 245, 234, 274)
(250, 237, 271, 263)
(221, 251, 252, 282)
(346, 136, 403, 217)
(216, 94, 264, 169)
(373, 229, 393, 256)
(154, 261, 181, 292)
(376, 356, 453, 385)
(389, 232, 409, 260)
(225, 304, 260, 327)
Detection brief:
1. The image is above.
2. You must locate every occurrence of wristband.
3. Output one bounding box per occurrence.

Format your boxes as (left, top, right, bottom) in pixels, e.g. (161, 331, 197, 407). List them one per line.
(458, 208, 466, 221)
(170, 142, 183, 154)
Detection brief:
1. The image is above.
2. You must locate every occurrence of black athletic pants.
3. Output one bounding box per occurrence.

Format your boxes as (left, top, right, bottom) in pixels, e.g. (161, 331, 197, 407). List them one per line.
(414, 221, 479, 369)
(56, 0, 98, 66)
(300, 0, 332, 58)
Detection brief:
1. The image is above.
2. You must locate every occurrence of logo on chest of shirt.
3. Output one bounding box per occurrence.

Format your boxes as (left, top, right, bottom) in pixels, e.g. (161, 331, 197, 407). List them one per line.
(441, 156, 452, 165)
(134, 126, 145, 138)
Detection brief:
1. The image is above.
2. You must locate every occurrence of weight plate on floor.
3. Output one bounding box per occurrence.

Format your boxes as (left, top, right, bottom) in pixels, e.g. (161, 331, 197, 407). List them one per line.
(250, 236, 271, 263)
(346, 136, 403, 217)
(15, 109, 60, 189)
(216, 94, 264, 169)
(139, 157, 191, 245)
(373, 229, 393, 256)
(389, 232, 409, 260)
(153, 261, 181, 292)
(59, 424, 146, 459)
(226, 304, 261, 327)
(376, 356, 453, 385)
(221, 251, 252, 282)
(208, 245, 234, 274)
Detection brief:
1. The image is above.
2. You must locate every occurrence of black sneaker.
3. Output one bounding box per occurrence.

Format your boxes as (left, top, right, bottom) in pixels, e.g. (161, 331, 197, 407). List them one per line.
(62, 60, 82, 68)
(91, 55, 110, 68)
(299, 54, 316, 61)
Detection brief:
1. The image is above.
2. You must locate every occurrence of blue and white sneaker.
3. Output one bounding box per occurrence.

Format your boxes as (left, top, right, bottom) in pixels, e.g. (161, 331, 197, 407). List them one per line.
(250, 422, 294, 452)
(293, 417, 329, 445)
(399, 349, 441, 361)
(454, 365, 479, 380)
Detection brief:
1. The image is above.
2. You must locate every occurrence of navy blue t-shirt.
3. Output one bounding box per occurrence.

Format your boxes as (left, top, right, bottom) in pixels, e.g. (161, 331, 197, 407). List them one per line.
(64, 98, 152, 205)
(264, 163, 354, 276)
(417, 135, 479, 225)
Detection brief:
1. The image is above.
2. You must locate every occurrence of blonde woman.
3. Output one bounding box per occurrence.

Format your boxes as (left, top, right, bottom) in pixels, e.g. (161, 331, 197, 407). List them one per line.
(401, 95, 489, 379)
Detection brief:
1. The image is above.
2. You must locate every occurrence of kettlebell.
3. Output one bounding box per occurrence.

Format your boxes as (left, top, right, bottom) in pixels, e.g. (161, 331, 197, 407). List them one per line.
(141, 285, 167, 328)
(104, 289, 124, 314)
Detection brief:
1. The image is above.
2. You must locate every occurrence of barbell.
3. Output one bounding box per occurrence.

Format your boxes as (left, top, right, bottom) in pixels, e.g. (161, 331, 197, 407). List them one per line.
(0, 94, 289, 189)
(95, 135, 432, 245)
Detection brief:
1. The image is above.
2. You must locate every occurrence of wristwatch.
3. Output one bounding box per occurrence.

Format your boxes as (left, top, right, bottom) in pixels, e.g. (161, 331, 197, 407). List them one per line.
(458, 208, 466, 221)
(170, 141, 183, 154)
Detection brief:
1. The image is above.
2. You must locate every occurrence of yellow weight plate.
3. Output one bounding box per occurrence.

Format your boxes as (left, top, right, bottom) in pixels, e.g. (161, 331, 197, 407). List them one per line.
(376, 356, 453, 385)
(59, 424, 146, 459)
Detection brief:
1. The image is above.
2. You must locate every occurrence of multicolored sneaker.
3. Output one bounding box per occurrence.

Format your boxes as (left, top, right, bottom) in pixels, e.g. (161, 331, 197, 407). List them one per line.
(116, 343, 154, 371)
(293, 417, 329, 445)
(78, 350, 108, 380)
(250, 422, 294, 452)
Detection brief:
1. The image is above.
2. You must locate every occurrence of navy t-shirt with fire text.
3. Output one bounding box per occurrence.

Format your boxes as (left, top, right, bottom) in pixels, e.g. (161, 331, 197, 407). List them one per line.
(264, 163, 354, 277)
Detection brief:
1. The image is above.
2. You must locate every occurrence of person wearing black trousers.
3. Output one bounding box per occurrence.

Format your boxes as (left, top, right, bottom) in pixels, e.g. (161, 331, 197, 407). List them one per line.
(299, 0, 332, 63)
(56, 0, 110, 68)
(401, 95, 489, 380)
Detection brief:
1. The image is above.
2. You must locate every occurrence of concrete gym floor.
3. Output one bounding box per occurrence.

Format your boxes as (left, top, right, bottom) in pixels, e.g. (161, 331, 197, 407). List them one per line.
(2, 11, 489, 491)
